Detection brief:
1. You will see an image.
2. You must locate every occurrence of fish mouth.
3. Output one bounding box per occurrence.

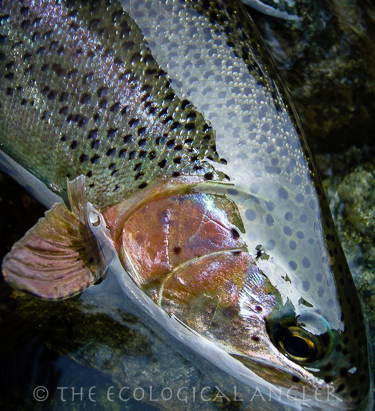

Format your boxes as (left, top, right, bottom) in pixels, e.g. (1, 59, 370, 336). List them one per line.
(230, 353, 370, 410)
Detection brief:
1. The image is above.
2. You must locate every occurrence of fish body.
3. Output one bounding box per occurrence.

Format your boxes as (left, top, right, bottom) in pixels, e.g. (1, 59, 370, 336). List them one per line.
(0, 0, 371, 409)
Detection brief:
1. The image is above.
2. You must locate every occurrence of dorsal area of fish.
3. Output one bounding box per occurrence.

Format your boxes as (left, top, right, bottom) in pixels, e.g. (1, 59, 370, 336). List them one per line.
(0, 0, 371, 409)
(0, 0, 219, 209)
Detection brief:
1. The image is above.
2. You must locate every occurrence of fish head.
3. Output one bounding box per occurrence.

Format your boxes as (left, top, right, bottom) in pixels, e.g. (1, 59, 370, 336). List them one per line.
(102, 176, 370, 409)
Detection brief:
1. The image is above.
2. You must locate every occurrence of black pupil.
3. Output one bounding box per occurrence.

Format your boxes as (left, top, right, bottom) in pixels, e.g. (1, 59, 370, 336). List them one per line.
(283, 336, 310, 358)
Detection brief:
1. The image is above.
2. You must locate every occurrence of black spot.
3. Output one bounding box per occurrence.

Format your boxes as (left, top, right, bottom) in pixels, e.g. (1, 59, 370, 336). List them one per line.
(324, 363, 332, 371)
(138, 138, 147, 147)
(111, 9, 123, 23)
(158, 107, 168, 117)
(49, 40, 58, 51)
(166, 139, 175, 148)
(158, 159, 167, 168)
(78, 116, 87, 128)
(204, 173, 214, 180)
(97, 86, 109, 98)
(350, 390, 358, 398)
(107, 129, 117, 139)
(291, 376, 300, 383)
(21, 19, 31, 30)
(83, 73, 94, 85)
(170, 121, 180, 130)
(59, 92, 69, 102)
(145, 68, 157, 76)
(24, 63, 35, 74)
(278, 187, 288, 200)
(118, 149, 127, 158)
(172, 171, 180, 177)
(251, 335, 260, 343)
(181, 99, 190, 109)
(173, 246, 181, 255)
(324, 376, 332, 383)
(69, 22, 79, 31)
(90, 154, 100, 164)
(4, 72, 14, 80)
(131, 52, 141, 64)
(41, 86, 50, 96)
(106, 148, 116, 156)
(138, 182, 147, 189)
(80, 92, 91, 104)
(88, 18, 101, 31)
(184, 123, 195, 130)
(339, 368, 348, 377)
(47, 90, 57, 101)
(231, 228, 240, 240)
(70, 141, 78, 150)
(20, 6, 30, 16)
(336, 384, 345, 393)
(129, 118, 139, 128)
(110, 102, 120, 112)
(68, 69, 78, 78)
(120, 106, 128, 116)
(123, 134, 132, 144)
(138, 127, 147, 137)
(79, 153, 88, 163)
(52, 63, 64, 77)
(165, 92, 175, 102)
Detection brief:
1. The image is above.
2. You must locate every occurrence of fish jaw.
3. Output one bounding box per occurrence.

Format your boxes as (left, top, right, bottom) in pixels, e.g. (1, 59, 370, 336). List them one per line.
(101, 176, 368, 409)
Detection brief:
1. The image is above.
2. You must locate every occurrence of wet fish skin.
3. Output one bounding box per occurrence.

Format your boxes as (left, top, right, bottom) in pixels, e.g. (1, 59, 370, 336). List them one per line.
(0, 0, 371, 409)
(0, 0, 218, 209)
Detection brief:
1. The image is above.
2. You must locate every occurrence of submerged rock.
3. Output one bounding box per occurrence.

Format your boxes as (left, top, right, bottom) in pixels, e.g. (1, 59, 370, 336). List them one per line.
(247, 0, 375, 152)
(321, 154, 375, 377)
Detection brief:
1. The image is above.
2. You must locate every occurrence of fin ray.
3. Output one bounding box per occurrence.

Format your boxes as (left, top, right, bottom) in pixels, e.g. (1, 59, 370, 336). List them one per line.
(2, 176, 107, 300)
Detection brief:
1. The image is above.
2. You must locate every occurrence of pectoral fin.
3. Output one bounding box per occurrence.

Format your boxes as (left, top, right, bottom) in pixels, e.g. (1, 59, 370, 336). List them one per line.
(2, 176, 107, 300)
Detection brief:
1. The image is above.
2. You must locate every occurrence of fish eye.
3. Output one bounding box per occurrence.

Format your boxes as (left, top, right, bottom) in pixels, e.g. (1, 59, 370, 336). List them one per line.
(282, 335, 310, 358)
(273, 325, 326, 363)
(279, 327, 316, 361)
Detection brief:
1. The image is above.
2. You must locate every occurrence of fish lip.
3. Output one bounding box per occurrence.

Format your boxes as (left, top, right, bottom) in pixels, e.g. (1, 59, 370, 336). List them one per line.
(231, 352, 371, 410)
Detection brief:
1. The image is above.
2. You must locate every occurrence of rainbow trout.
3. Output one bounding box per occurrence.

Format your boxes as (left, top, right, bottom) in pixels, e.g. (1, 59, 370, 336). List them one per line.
(0, 0, 371, 409)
